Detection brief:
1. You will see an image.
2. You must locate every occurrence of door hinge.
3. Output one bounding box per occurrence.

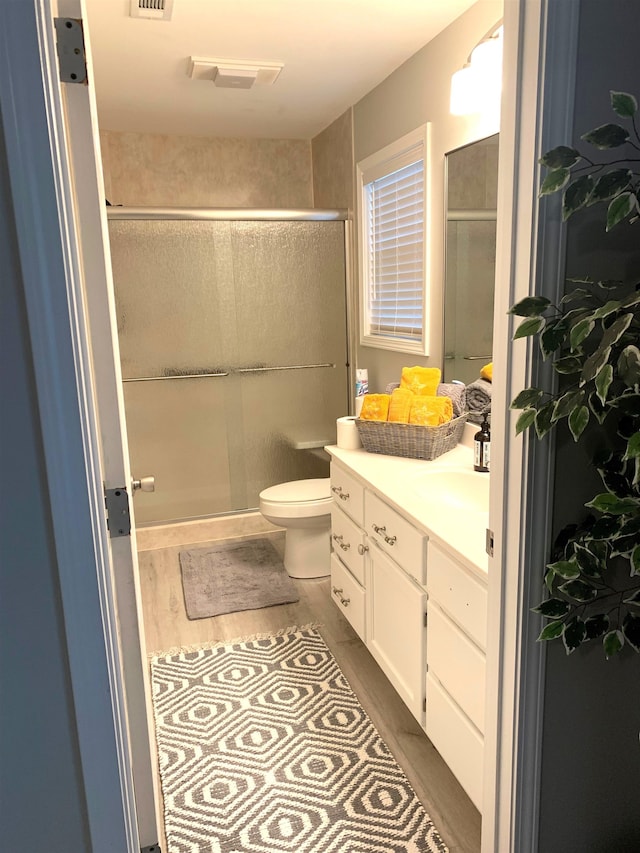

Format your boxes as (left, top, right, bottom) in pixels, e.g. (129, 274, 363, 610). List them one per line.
(486, 528, 494, 558)
(141, 845, 162, 853)
(104, 487, 131, 538)
(424, 610, 428, 627)
(423, 697, 427, 712)
(54, 18, 87, 84)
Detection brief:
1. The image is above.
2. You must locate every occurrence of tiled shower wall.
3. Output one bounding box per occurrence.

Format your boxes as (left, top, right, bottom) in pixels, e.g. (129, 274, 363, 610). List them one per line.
(100, 110, 354, 210)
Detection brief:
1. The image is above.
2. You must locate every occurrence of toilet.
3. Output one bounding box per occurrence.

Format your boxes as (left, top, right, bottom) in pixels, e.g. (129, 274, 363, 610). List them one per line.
(258, 478, 333, 579)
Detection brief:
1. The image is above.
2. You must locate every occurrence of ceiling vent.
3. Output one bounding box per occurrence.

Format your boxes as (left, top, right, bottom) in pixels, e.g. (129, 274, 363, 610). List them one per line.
(188, 57, 284, 89)
(130, 0, 174, 21)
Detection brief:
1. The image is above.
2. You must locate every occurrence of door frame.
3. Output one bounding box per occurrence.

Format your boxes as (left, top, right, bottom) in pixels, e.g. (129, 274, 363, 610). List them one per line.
(1, 0, 580, 850)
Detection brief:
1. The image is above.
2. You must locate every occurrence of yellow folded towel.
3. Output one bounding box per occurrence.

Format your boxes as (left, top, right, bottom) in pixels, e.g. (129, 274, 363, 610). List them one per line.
(480, 362, 493, 382)
(359, 393, 391, 421)
(400, 366, 441, 397)
(388, 387, 414, 423)
(409, 395, 453, 426)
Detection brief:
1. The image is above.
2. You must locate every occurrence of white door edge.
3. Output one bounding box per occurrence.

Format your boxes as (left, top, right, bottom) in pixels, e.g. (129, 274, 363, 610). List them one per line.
(0, 2, 140, 851)
(483, 1, 580, 851)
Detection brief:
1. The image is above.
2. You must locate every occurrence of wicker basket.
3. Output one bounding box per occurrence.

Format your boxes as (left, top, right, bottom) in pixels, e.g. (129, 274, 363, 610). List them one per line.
(355, 413, 468, 461)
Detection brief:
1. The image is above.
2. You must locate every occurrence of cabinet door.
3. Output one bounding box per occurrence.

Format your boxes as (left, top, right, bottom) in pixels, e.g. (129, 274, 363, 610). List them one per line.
(366, 543, 427, 724)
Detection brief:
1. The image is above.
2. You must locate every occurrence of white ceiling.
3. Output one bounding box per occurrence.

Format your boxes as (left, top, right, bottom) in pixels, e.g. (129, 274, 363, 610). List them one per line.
(85, 0, 477, 139)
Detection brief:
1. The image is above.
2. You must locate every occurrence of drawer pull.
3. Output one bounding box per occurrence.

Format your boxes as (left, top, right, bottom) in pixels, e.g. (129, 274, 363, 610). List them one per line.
(332, 585, 351, 607)
(357, 543, 369, 555)
(332, 533, 351, 552)
(331, 485, 350, 501)
(371, 523, 397, 546)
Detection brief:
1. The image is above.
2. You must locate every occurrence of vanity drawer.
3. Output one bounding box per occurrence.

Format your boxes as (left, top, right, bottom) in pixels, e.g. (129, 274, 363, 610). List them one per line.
(426, 672, 484, 812)
(427, 543, 487, 649)
(330, 553, 366, 640)
(365, 491, 427, 585)
(330, 506, 367, 586)
(427, 601, 486, 733)
(330, 462, 364, 527)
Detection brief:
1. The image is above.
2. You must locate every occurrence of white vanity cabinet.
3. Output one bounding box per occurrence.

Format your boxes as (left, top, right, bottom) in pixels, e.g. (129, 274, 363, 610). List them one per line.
(426, 541, 487, 811)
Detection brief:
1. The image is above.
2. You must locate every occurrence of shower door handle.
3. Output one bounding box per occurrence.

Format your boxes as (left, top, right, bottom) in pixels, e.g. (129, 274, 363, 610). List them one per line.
(132, 475, 155, 493)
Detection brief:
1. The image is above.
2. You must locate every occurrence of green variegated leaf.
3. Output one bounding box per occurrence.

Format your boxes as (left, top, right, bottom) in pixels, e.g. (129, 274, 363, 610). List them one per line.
(589, 391, 608, 424)
(581, 346, 611, 385)
(547, 559, 580, 580)
(617, 345, 640, 385)
(589, 514, 623, 539)
(574, 544, 602, 578)
(584, 613, 609, 640)
(607, 192, 638, 230)
(569, 317, 595, 350)
(509, 295, 552, 317)
(623, 431, 640, 460)
(532, 598, 571, 618)
(603, 629, 624, 658)
(631, 545, 640, 576)
(510, 387, 544, 410)
(600, 313, 634, 349)
(591, 300, 621, 319)
(553, 355, 583, 375)
(612, 394, 640, 416)
(623, 588, 640, 608)
(619, 516, 640, 537)
(563, 617, 587, 654)
(568, 405, 590, 441)
(582, 123, 630, 148)
(514, 316, 545, 340)
(537, 620, 565, 641)
(588, 168, 633, 204)
(515, 408, 537, 436)
(540, 167, 570, 196)
(540, 319, 569, 358)
(552, 389, 584, 422)
(561, 287, 594, 304)
(585, 493, 640, 514)
(562, 175, 594, 220)
(558, 579, 598, 602)
(622, 613, 640, 652)
(595, 364, 613, 406)
(539, 145, 581, 168)
(620, 289, 640, 309)
(535, 402, 555, 439)
(611, 91, 638, 118)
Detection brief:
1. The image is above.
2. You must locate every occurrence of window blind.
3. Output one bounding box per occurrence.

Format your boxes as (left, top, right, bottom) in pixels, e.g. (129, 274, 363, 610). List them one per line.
(365, 159, 424, 341)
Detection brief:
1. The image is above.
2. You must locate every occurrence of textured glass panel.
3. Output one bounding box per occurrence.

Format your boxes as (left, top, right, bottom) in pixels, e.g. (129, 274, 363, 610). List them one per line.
(109, 218, 349, 523)
(124, 379, 231, 524)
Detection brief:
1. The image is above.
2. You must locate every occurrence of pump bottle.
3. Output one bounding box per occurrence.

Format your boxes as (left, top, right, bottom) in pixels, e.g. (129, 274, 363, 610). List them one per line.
(474, 412, 491, 473)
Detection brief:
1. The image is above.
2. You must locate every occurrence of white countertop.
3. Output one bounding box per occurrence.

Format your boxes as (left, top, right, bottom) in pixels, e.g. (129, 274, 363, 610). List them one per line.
(326, 423, 489, 579)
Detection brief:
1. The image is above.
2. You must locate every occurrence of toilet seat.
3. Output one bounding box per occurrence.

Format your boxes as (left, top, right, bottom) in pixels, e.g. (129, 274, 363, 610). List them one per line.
(259, 478, 333, 520)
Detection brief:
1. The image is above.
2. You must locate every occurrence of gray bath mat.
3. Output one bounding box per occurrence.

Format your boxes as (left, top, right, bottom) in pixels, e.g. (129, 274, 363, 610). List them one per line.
(179, 538, 299, 619)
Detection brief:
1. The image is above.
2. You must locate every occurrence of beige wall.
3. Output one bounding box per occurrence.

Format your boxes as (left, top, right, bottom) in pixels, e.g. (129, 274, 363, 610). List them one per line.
(311, 108, 354, 212)
(353, 0, 503, 393)
(100, 130, 313, 208)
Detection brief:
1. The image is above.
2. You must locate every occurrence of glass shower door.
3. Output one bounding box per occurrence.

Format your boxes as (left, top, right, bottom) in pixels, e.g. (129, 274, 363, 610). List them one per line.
(108, 216, 348, 524)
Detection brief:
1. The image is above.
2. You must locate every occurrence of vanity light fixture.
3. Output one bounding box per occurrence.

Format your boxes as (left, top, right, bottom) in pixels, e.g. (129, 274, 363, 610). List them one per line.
(188, 57, 284, 89)
(450, 24, 503, 116)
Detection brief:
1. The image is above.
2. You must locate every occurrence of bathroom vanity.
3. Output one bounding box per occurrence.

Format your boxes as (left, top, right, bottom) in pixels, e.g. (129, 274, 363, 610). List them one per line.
(326, 428, 489, 812)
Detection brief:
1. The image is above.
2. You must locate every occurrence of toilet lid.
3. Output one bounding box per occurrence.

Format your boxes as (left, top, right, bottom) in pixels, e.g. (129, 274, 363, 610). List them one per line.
(260, 478, 331, 503)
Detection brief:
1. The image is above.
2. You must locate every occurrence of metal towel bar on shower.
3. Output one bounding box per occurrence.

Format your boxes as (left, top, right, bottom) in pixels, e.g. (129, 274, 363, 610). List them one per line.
(122, 363, 336, 382)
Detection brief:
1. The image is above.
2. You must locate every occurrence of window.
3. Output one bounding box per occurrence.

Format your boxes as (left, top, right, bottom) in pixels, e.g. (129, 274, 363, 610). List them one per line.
(357, 125, 429, 354)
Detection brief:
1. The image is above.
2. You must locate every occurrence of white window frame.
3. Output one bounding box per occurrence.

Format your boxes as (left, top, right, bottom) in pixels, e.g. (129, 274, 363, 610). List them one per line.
(357, 124, 430, 355)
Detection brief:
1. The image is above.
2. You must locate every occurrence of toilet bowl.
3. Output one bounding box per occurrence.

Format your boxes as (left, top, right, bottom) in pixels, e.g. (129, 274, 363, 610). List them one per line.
(258, 478, 332, 579)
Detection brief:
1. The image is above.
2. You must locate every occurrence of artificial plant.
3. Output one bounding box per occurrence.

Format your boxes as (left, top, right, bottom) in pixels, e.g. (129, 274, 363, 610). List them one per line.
(509, 90, 640, 658)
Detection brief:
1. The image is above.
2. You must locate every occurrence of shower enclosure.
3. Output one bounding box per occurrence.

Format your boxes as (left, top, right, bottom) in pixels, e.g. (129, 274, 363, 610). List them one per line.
(107, 209, 349, 525)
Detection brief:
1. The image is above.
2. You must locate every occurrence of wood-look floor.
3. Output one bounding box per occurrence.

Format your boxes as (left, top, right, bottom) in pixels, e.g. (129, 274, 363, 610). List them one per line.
(137, 526, 481, 853)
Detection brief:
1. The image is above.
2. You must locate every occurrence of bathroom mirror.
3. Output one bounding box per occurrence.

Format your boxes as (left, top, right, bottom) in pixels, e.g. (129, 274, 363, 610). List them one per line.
(443, 134, 499, 384)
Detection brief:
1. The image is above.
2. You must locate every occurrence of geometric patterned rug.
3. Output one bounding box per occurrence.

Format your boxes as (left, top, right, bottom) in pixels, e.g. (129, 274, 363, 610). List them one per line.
(150, 626, 449, 852)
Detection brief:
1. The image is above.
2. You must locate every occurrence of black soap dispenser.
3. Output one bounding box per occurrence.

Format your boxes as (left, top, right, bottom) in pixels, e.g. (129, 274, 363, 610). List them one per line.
(474, 412, 491, 473)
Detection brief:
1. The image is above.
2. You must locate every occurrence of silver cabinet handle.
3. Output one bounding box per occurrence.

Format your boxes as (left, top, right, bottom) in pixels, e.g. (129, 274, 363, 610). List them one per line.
(332, 586, 350, 607)
(132, 475, 155, 493)
(331, 485, 350, 501)
(357, 543, 369, 555)
(332, 533, 350, 551)
(371, 523, 397, 546)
